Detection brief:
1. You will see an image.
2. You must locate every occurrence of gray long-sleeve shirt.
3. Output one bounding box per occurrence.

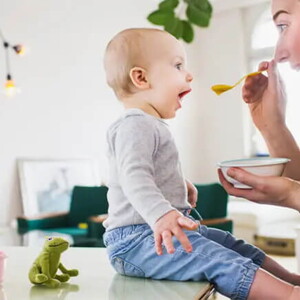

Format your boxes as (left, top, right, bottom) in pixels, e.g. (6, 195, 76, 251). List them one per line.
(103, 108, 191, 231)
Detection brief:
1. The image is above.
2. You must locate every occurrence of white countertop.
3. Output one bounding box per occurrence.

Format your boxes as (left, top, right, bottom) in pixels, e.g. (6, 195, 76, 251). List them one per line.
(0, 246, 212, 300)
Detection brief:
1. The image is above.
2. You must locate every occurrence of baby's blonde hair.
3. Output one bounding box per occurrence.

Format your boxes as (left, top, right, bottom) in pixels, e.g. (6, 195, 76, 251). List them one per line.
(103, 28, 167, 99)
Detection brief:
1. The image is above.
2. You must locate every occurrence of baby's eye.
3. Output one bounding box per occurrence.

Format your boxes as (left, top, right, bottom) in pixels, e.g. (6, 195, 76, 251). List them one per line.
(48, 237, 53, 241)
(277, 24, 287, 33)
(175, 63, 182, 70)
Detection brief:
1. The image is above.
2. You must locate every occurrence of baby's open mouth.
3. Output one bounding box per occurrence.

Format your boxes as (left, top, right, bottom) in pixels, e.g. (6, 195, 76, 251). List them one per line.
(178, 89, 192, 99)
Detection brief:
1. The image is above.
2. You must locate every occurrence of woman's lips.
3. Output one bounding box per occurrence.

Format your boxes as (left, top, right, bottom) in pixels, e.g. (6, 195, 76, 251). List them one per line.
(292, 64, 300, 71)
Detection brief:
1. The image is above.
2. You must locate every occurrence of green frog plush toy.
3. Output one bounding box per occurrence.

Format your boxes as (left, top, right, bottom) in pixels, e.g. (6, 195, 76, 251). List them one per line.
(29, 237, 79, 288)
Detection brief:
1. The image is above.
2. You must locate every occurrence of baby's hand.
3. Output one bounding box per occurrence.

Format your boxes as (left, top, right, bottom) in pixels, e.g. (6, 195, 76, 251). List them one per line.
(153, 210, 198, 255)
(186, 180, 198, 208)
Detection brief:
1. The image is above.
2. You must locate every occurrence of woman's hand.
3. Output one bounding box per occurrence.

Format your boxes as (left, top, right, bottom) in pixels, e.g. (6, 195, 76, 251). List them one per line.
(243, 61, 300, 180)
(218, 168, 300, 211)
(186, 179, 198, 208)
(242, 60, 287, 134)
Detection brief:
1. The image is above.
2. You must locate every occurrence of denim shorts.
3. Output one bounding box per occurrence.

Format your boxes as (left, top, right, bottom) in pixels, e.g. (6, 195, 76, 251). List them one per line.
(103, 223, 265, 300)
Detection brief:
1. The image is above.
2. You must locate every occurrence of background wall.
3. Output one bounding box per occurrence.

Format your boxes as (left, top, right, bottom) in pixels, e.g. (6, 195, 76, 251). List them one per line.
(0, 0, 268, 226)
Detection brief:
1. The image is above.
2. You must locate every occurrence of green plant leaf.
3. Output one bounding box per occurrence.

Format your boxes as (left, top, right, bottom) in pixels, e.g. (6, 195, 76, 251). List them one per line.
(159, 0, 179, 10)
(146, 0, 213, 44)
(164, 17, 183, 39)
(147, 9, 175, 26)
(186, 3, 211, 27)
(189, 0, 212, 15)
(205, 0, 213, 15)
(181, 20, 194, 43)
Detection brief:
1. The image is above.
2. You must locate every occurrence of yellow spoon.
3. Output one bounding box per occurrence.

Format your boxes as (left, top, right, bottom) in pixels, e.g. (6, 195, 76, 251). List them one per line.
(211, 70, 264, 95)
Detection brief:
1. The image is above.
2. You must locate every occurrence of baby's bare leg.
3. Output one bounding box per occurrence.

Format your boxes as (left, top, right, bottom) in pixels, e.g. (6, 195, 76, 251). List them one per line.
(261, 256, 300, 285)
(290, 286, 300, 299)
(248, 269, 300, 300)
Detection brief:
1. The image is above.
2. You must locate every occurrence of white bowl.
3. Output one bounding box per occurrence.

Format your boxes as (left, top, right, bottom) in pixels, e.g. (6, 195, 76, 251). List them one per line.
(218, 157, 290, 189)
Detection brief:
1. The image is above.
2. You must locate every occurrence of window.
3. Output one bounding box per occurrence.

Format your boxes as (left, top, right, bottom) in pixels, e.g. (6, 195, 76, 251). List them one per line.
(248, 7, 300, 155)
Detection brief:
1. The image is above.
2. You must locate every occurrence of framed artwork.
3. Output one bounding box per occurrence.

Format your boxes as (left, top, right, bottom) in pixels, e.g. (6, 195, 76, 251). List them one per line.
(18, 158, 100, 216)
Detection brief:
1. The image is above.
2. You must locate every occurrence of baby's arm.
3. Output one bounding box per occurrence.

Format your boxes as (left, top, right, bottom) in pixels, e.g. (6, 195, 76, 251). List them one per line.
(153, 210, 198, 255)
(112, 117, 177, 227)
(111, 116, 199, 254)
(186, 179, 197, 208)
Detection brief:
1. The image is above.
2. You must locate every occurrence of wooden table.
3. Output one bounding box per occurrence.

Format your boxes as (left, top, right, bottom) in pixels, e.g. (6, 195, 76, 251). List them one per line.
(0, 246, 214, 300)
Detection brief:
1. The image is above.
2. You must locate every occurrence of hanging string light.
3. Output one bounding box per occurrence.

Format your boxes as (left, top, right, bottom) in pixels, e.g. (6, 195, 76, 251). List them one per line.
(0, 29, 24, 97)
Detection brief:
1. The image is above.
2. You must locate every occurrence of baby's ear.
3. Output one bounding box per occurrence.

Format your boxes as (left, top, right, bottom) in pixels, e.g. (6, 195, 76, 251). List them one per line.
(129, 67, 149, 90)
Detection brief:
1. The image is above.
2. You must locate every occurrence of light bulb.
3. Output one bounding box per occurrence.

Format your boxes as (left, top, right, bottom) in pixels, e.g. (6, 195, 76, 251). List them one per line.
(4, 79, 17, 97)
(12, 44, 26, 56)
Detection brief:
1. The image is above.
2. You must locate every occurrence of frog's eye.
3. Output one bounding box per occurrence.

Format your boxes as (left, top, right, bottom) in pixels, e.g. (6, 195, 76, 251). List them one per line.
(48, 237, 53, 241)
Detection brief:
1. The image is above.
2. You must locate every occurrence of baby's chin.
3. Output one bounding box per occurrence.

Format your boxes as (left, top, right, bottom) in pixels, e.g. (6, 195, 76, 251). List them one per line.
(161, 111, 177, 120)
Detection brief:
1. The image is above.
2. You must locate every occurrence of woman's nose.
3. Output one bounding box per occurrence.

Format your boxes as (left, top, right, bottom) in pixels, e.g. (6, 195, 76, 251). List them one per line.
(274, 42, 289, 63)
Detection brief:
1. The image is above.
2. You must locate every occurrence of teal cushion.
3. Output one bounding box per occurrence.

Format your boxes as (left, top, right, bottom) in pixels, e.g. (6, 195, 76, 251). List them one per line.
(193, 183, 228, 219)
(17, 214, 68, 233)
(44, 227, 87, 236)
(68, 186, 109, 227)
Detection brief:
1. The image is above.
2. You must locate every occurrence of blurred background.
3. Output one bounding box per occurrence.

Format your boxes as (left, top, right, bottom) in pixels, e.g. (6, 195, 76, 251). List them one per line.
(1, 0, 300, 251)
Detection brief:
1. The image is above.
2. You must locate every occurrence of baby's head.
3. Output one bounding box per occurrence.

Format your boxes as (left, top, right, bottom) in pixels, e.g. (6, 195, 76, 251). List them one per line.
(103, 28, 165, 98)
(104, 28, 193, 119)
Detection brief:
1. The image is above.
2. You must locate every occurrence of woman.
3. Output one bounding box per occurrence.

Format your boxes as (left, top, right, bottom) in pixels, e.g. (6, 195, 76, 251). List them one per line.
(218, 0, 300, 212)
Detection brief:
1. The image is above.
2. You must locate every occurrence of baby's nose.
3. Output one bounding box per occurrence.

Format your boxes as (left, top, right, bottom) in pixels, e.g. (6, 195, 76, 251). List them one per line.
(186, 72, 193, 82)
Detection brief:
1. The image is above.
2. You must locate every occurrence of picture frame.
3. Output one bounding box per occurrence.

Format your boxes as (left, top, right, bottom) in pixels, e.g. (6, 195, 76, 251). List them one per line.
(18, 158, 100, 216)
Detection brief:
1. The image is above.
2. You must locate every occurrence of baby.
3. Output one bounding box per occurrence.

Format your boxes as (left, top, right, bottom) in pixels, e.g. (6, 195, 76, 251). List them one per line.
(102, 28, 300, 299)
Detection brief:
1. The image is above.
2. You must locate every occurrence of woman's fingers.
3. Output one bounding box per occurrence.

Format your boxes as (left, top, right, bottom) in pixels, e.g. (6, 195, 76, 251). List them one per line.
(266, 60, 279, 90)
(217, 169, 251, 198)
(218, 168, 233, 189)
(218, 168, 272, 202)
(227, 167, 261, 188)
(242, 61, 269, 103)
(243, 77, 266, 103)
(258, 61, 269, 71)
